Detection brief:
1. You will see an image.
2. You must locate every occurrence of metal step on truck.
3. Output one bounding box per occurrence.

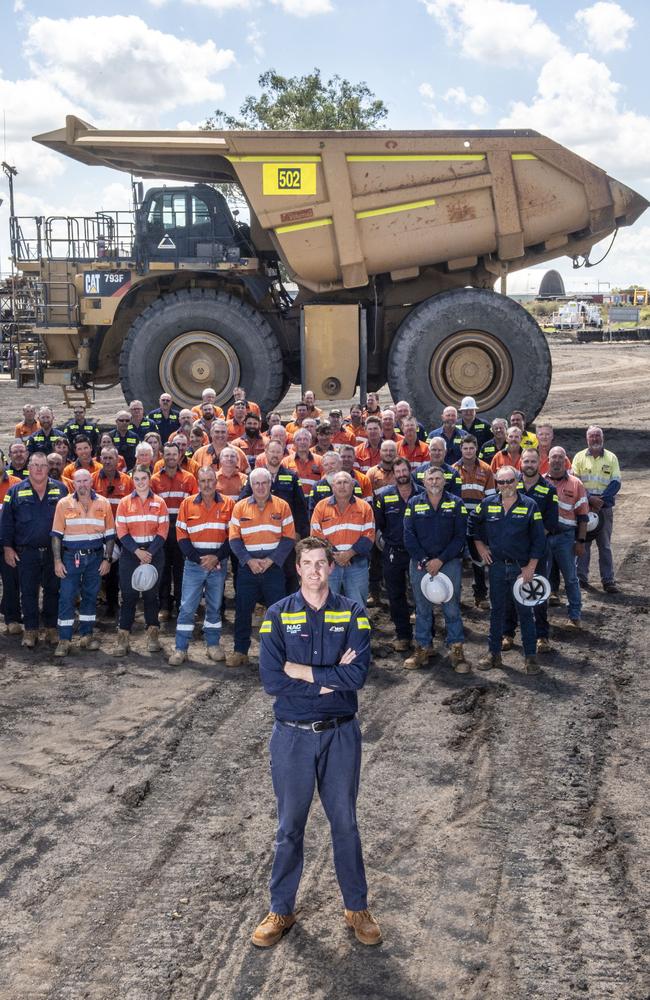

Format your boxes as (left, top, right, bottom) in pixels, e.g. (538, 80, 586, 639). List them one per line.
(3, 119, 647, 420)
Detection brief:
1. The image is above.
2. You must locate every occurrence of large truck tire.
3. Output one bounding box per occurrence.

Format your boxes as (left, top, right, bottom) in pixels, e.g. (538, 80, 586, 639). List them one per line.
(387, 288, 552, 427)
(119, 288, 284, 413)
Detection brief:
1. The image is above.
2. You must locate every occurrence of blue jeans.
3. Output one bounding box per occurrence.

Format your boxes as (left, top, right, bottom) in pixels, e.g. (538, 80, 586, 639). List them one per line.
(57, 549, 104, 640)
(488, 561, 536, 656)
(233, 562, 285, 654)
(269, 718, 368, 915)
(504, 548, 550, 640)
(549, 530, 582, 620)
(409, 557, 464, 648)
(329, 557, 369, 609)
(175, 560, 227, 651)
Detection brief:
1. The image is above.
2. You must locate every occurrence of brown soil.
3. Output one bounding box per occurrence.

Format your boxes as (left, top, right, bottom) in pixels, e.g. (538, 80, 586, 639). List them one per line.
(0, 342, 649, 1000)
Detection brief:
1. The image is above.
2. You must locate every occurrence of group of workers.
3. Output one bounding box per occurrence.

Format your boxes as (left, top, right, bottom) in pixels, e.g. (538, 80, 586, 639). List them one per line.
(0, 387, 620, 676)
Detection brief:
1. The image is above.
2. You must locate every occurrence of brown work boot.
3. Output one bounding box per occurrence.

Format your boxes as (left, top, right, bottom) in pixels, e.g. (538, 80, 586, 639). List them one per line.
(168, 649, 186, 666)
(54, 640, 70, 658)
(536, 637, 552, 654)
(549, 591, 561, 607)
(403, 644, 431, 670)
(501, 635, 514, 652)
(21, 629, 38, 649)
(392, 637, 412, 652)
(114, 630, 130, 657)
(146, 626, 161, 652)
(46, 628, 58, 645)
(449, 643, 471, 674)
(226, 651, 249, 668)
(251, 912, 296, 948)
(6, 622, 22, 636)
(477, 652, 502, 671)
(79, 635, 100, 651)
(567, 618, 582, 630)
(206, 644, 225, 662)
(344, 908, 382, 945)
(524, 655, 541, 675)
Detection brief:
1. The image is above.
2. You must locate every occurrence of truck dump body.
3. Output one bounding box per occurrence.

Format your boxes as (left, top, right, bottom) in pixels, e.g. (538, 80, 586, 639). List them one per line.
(35, 118, 647, 294)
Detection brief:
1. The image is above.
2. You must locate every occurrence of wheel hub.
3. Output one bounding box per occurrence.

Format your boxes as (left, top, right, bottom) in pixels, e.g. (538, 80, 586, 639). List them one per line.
(430, 330, 513, 410)
(159, 331, 240, 408)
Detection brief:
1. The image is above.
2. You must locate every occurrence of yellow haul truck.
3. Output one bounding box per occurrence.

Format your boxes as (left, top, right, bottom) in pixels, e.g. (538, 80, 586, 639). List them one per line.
(4, 118, 647, 419)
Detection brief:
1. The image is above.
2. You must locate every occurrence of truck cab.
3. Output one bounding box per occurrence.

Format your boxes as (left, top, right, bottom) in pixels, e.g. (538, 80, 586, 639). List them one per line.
(135, 184, 252, 264)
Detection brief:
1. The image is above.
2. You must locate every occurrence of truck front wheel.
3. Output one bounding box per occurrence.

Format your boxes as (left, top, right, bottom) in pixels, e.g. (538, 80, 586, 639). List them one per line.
(387, 288, 552, 426)
(119, 288, 284, 412)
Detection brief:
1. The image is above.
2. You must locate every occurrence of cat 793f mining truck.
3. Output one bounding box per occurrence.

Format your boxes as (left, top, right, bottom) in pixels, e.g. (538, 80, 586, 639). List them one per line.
(5, 117, 647, 420)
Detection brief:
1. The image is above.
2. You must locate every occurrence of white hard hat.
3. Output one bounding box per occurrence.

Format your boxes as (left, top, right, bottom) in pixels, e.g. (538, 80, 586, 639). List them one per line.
(460, 396, 478, 410)
(131, 563, 159, 593)
(420, 571, 454, 604)
(586, 510, 602, 536)
(512, 574, 551, 607)
(375, 529, 385, 552)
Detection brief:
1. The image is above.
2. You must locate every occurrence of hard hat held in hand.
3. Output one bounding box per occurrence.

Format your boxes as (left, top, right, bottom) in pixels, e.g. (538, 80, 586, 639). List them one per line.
(513, 574, 551, 606)
(131, 562, 159, 593)
(420, 571, 454, 604)
(586, 510, 602, 537)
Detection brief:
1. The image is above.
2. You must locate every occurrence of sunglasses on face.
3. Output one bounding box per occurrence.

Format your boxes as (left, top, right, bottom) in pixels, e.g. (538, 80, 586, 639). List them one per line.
(497, 477, 517, 485)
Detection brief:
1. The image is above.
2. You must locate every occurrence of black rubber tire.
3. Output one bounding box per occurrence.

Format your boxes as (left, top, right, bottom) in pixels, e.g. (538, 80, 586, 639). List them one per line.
(387, 288, 552, 426)
(119, 288, 284, 413)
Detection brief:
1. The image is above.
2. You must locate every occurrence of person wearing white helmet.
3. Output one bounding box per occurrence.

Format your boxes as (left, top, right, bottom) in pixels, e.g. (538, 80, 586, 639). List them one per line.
(456, 396, 491, 449)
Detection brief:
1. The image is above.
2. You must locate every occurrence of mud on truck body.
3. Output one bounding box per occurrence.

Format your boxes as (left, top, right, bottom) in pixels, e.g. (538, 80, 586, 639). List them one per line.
(3, 119, 647, 420)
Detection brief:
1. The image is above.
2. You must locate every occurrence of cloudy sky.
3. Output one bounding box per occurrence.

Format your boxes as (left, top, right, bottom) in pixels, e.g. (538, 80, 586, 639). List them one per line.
(1, 0, 649, 292)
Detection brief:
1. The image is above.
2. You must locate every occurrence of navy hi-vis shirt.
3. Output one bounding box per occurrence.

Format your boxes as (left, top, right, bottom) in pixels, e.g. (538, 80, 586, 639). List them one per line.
(373, 483, 416, 549)
(412, 461, 463, 498)
(259, 591, 371, 722)
(456, 417, 491, 448)
(403, 490, 468, 565)
(468, 492, 547, 566)
(26, 428, 65, 455)
(148, 406, 180, 443)
(1, 478, 69, 548)
(523, 478, 559, 534)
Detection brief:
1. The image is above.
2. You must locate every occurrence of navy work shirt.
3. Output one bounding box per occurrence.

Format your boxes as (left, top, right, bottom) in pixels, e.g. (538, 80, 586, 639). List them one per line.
(468, 492, 547, 566)
(403, 490, 468, 565)
(1, 478, 69, 548)
(522, 478, 559, 534)
(412, 461, 463, 498)
(259, 591, 371, 722)
(27, 428, 65, 455)
(428, 425, 467, 464)
(148, 406, 180, 444)
(373, 483, 416, 549)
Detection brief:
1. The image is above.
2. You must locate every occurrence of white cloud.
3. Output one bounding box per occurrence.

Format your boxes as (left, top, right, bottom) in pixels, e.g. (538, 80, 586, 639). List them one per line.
(270, 0, 333, 16)
(575, 2, 635, 53)
(421, 0, 562, 66)
(246, 20, 265, 60)
(444, 86, 488, 115)
(183, 0, 252, 9)
(24, 15, 235, 124)
(500, 50, 650, 182)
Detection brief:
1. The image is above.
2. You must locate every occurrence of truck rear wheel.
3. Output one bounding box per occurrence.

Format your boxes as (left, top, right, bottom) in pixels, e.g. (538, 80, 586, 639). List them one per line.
(119, 288, 284, 412)
(387, 288, 551, 425)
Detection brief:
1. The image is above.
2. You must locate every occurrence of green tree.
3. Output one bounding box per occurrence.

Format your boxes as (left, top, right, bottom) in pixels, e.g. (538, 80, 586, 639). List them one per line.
(203, 68, 388, 131)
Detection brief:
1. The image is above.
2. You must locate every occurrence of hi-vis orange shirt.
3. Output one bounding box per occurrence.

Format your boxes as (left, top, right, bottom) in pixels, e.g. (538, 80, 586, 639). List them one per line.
(397, 439, 430, 464)
(150, 467, 198, 517)
(193, 443, 249, 474)
(176, 492, 234, 560)
(229, 495, 295, 565)
(285, 451, 323, 496)
(51, 491, 115, 552)
(0, 472, 21, 503)
(91, 469, 133, 515)
(354, 441, 381, 473)
(310, 496, 375, 555)
(115, 491, 169, 553)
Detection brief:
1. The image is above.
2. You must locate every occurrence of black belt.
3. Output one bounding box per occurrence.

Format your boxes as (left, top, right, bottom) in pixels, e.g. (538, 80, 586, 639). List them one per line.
(280, 714, 355, 733)
(17, 545, 49, 553)
(63, 546, 103, 556)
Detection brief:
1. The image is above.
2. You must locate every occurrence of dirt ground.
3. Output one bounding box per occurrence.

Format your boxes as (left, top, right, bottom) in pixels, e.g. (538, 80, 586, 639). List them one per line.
(0, 341, 649, 1000)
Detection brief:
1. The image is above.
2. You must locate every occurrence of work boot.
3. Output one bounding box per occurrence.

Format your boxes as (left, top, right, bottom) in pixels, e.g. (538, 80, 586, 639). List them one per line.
(392, 637, 412, 653)
(567, 618, 582, 630)
(251, 912, 296, 948)
(501, 635, 515, 652)
(158, 609, 171, 622)
(114, 630, 130, 657)
(549, 591, 561, 607)
(524, 655, 540, 675)
(54, 640, 70, 658)
(6, 622, 22, 636)
(603, 582, 620, 594)
(536, 637, 552, 654)
(168, 649, 186, 666)
(146, 626, 161, 652)
(46, 628, 58, 645)
(474, 597, 490, 610)
(79, 635, 100, 651)
(449, 643, 471, 674)
(344, 908, 382, 946)
(403, 644, 431, 670)
(21, 630, 38, 649)
(226, 651, 249, 668)
(206, 644, 225, 662)
(477, 652, 502, 671)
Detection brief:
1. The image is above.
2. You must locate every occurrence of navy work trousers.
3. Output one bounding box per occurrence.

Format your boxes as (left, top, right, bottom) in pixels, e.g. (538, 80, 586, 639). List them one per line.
(269, 718, 368, 915)
(0, 558, 21, 624)
(382, 546, 412, 640)
(17, 546, 59, 630)
(233, 562, 285, 654)
(488, 560, 537, 657)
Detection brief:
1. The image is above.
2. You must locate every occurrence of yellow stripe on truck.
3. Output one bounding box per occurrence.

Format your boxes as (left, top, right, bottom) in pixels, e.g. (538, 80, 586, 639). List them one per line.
(227, 155, 322, 163)
(346, 154, 486, 162)
(355, 198, 437, 220)
(511, 154, 537, 160)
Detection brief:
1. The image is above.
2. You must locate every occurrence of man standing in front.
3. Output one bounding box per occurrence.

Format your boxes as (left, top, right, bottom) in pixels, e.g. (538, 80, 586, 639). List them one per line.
(572, 425, 621, 593)
(253, 536, 381, 948)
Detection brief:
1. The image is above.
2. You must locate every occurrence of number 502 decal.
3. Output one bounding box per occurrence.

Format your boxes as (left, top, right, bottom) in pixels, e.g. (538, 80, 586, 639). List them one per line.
(262, 162, 317, 196)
